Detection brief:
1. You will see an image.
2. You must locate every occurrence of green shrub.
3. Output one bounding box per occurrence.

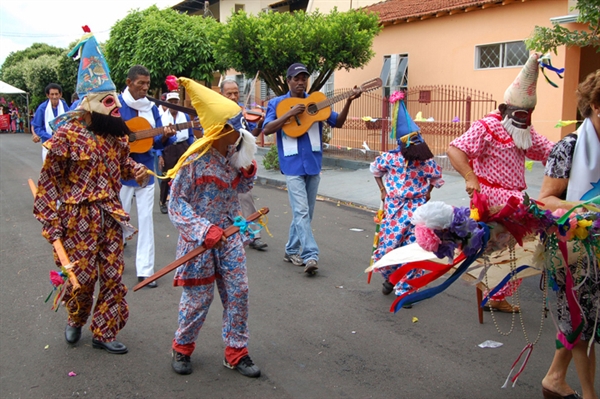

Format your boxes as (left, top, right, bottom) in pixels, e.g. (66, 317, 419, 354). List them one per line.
(262, 145, 280, 170)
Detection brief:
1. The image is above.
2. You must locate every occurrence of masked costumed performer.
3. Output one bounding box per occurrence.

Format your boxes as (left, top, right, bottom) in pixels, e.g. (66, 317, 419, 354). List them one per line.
(33, 30, 149, 354)
(447, 53, 554, 313)
(371, 91, 444, 297)
(164, 77, 261, 378)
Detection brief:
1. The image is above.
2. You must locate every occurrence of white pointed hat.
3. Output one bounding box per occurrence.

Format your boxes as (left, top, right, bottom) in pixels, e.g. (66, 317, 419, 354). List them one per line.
(503, 53, 540, 109)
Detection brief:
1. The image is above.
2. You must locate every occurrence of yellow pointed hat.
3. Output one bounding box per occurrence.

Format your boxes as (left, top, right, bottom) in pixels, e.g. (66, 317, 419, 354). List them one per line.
(160, 77, 245, 180)
(178, 77, 242, 133)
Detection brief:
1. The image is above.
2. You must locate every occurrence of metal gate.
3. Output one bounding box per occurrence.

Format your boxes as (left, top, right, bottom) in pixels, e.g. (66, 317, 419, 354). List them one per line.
(259, 85, 497, 171)
(404, 85, 497, 171)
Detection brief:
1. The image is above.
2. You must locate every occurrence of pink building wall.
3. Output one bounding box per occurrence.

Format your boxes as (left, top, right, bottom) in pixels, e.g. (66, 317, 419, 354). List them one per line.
(336, 0, 572, 142)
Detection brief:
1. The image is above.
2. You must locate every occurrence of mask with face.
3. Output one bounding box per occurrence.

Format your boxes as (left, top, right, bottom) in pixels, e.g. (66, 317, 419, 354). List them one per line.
(80, 92, 122, 117)
(501, 106, 533, 150)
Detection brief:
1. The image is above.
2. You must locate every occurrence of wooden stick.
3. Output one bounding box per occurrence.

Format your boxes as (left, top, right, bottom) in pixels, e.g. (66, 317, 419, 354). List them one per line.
(29, 179, 81, 291)
(133, 207, 270, 291)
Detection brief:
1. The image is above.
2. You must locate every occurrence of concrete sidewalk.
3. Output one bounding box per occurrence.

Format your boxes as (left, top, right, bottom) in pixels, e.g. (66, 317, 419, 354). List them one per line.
(254, 147, 547, 211)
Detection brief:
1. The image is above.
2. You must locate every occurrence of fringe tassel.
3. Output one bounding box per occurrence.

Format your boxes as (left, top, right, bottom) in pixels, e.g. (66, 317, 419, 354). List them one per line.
(502, 343, 533, 388)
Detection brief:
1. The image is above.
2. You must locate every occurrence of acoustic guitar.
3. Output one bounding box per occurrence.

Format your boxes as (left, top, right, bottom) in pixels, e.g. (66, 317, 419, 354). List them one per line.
(275, 77, 382, 138)
(126, 116, 200, 154)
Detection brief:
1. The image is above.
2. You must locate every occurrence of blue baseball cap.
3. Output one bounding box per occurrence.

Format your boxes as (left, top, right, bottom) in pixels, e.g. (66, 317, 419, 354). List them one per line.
(287, 63, 309, 78)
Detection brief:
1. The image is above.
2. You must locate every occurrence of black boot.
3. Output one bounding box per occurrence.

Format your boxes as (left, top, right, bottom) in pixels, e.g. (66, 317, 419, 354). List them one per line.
(65, 325, 82, 344)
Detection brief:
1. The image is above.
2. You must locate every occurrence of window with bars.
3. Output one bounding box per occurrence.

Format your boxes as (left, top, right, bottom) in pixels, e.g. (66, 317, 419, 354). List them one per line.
(381, 54, 408, 97)
(475, 41, 529, 69)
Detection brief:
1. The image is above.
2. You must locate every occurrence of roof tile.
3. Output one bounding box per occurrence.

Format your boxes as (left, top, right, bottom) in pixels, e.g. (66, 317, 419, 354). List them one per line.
(364, 0, 503, 24)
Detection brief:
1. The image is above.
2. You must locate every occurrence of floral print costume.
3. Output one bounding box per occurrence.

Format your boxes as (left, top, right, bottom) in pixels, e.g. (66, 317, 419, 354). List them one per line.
(33, 119, 142, 342)
(450, 113, 554, 300)
(370, 153, 444, 295)
(169, 147, 256, 362)
(545, 133, 599, 344)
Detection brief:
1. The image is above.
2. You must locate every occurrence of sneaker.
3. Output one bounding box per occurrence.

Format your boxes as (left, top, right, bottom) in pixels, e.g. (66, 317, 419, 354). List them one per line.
(283, 253, 304, 266)
(249, 239, 268, 251)
(159, 203, 168, 214)
(382, 280, 394, 295)
(223, 355, 261, 378)
(172, 350, 193, 375)
(304, 259, 318, 274)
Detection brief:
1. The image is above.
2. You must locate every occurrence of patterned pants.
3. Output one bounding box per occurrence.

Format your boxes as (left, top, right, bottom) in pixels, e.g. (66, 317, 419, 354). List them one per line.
(59, 203, 128, 342)
(173, 254, 249, 357)
(374, 197, 426, 295)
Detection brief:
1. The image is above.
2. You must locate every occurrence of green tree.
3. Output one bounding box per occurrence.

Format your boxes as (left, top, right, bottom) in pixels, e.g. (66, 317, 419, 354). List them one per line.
(0, 42, 63, 78)
(213, 8, 382, 96)
(23, 54, 60, 107)
(526, 0, 600, 53)
(1, 62, 28, 93)
(105, 6, 223, 91)
(105, 6, 158, 89)
(56, 40, 82, 106)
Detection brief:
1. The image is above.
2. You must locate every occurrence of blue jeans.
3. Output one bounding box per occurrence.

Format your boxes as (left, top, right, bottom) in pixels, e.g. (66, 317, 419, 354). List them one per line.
(285, 174, 320, 262)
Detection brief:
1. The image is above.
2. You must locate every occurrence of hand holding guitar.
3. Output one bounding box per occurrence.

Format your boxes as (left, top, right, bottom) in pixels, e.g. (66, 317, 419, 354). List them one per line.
(161, 124, 176, 143)
(126, 118, 200, 153)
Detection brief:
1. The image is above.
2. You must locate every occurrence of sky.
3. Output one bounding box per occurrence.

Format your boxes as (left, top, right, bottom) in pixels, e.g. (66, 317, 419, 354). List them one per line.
(0, 0, 181, 67)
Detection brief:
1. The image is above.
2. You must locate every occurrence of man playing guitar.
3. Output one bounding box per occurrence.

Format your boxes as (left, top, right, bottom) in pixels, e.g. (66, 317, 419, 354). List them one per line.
(262, 63, 361, 274)
(118, 65, 176, 288)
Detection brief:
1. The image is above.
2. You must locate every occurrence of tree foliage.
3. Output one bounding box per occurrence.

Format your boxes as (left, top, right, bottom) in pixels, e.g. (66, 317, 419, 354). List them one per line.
(526, 0, 600, 54)
(213, 8, 382, 96)
(0, 42, 77, 108)
(0, 43, 63, 78)
(23, 54, 61, 107)
(105, 6, 223, 92)
(56, 40, 83, 104)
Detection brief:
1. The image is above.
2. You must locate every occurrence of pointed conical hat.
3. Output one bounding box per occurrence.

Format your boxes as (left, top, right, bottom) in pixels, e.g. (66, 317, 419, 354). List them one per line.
(396, 100, 420, 138)
(178, 77, 242, 133)
(68, 33, 116, 99)
(503, 53, 539, 109)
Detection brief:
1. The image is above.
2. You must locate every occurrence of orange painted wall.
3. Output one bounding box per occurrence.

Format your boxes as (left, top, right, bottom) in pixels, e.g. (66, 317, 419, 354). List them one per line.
(336, 0, 571, 142)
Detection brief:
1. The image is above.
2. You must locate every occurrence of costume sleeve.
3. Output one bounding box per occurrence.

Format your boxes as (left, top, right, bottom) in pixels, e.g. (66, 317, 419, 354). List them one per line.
(370, 153, 390, 177)
(426, 159, 445, 188)
(168, 161, 213, 244)
(235, 160, 257, 194)
(33, 128, 70, 243)
(118, 138, 143, 181)
(449, 121, 486, 159)
(32, 103, 52, 141)
(525, 127, 555, 163)
(544, 134, 576, 179)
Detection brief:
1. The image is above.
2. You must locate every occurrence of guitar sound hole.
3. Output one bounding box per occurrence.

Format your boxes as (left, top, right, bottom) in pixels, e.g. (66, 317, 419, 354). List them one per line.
(307, 104, 318, 115)
(128, 134, 135, 142)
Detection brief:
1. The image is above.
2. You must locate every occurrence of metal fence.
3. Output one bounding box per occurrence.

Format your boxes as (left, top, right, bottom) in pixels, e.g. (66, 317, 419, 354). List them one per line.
(257, 85, 496, 171)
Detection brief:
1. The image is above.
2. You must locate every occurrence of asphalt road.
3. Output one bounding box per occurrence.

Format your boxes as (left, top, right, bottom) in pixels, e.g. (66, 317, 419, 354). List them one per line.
(0, 133, 591, 399)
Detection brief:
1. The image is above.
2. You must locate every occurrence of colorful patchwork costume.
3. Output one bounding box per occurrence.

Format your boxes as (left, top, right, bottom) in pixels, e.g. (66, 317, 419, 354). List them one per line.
(169, 146, 256, 359)
(33, 29, 146, 350)
(371, 154, 444, 293)
(165, 77, 260, 377)
(449, 54, 554, 305)
(34, 120, 141, 340)
(371, 93, 444, 295)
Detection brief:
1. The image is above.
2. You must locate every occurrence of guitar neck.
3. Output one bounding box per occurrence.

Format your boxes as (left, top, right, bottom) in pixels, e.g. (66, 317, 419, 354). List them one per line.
(312, 78, 381, 111)
(132, 121, 193, 140)
(315, 90, 355, 111)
